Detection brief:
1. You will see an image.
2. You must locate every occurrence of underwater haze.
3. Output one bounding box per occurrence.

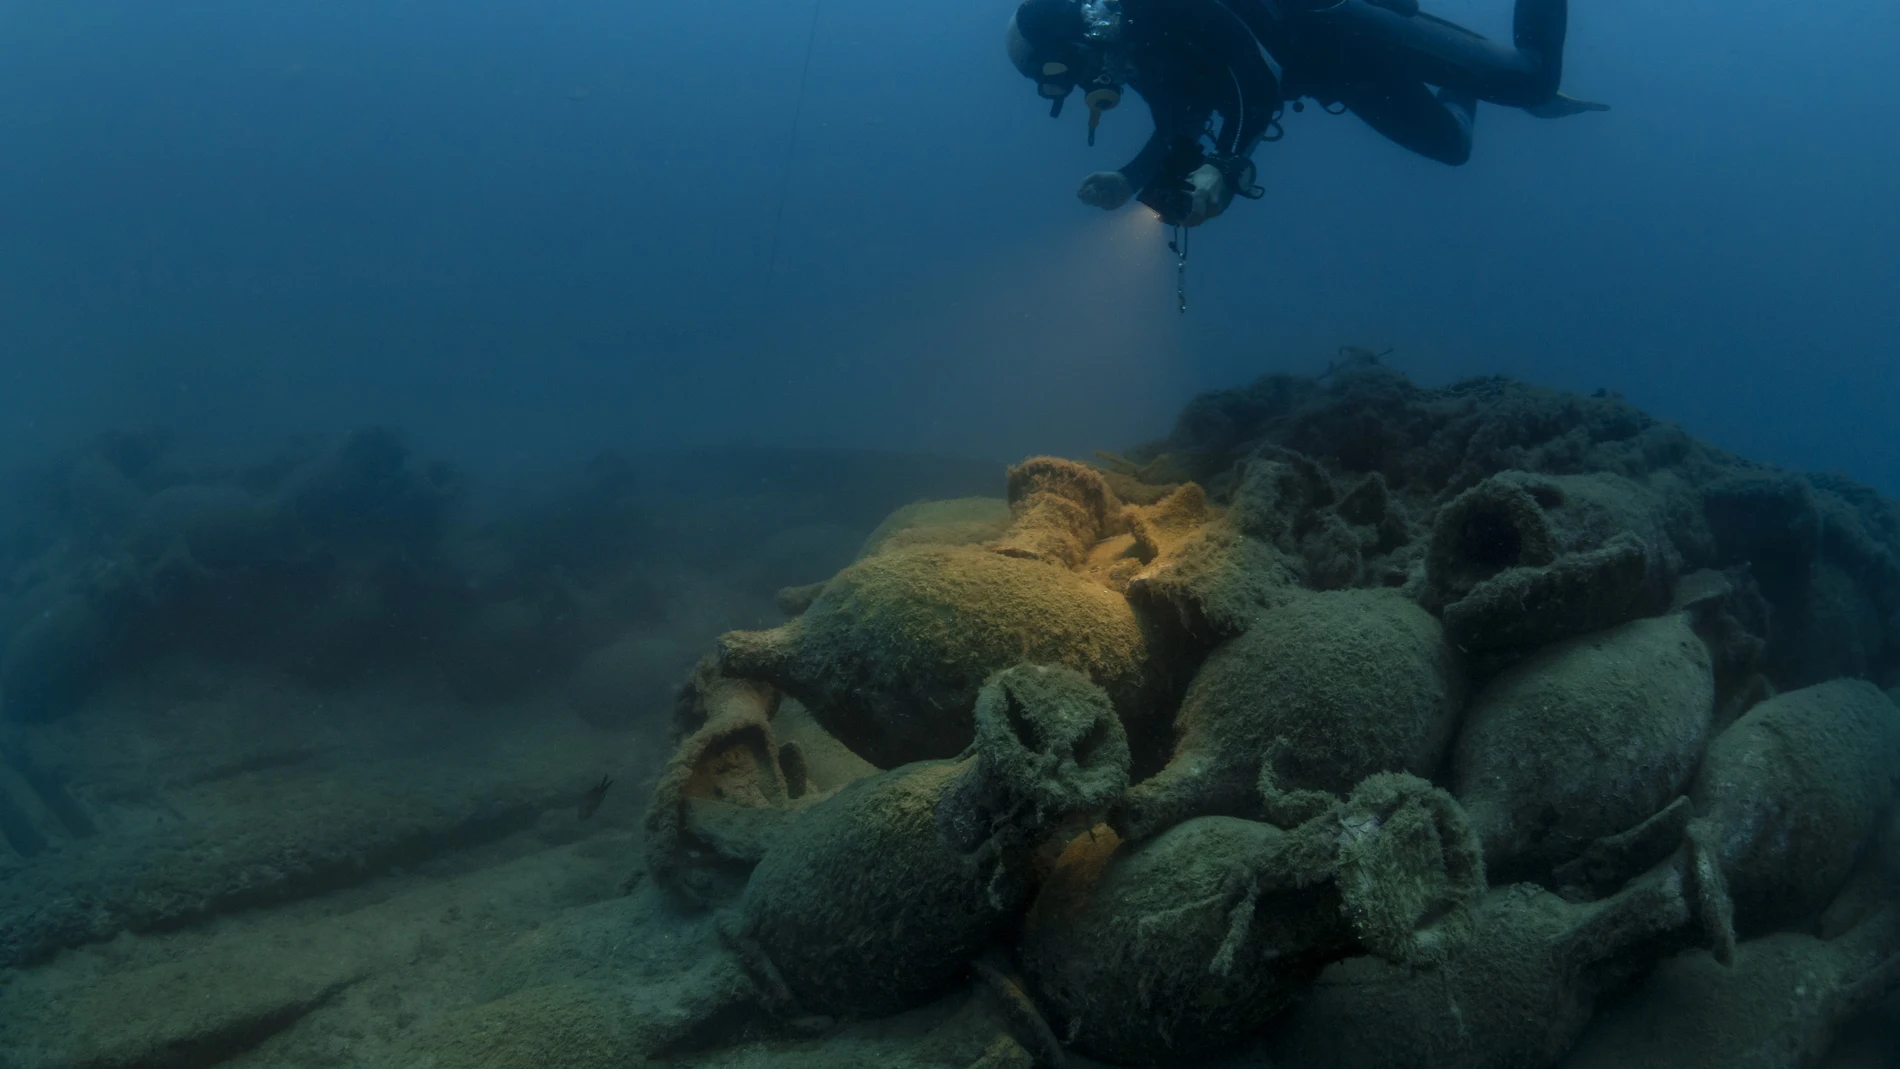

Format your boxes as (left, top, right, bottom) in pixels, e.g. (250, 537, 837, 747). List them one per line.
(0, 0, 1896, 486)
(6, 2, 1900, 1068)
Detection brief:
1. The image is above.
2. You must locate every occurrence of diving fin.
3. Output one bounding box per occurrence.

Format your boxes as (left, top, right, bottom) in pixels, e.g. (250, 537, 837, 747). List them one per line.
(1525, 92, 1610, 118)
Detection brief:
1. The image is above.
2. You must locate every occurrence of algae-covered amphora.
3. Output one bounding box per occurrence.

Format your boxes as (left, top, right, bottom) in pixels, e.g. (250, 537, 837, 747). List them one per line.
(1118, 587, 1461, 842)
(1425, 470, 1679, 654)
(1687, 679, 1900, 947)
(727, 665, 1129, 1021)
(719, 544, 1155, 769)
(1020, 773, 1483, 1064)
(1266, 854, 1722, 1069)
(1561, 907, 1900, 1069)
(985, 455, 1121, 569)
(1453, 613, 1715, 883)
(719, 457, 1168, 770)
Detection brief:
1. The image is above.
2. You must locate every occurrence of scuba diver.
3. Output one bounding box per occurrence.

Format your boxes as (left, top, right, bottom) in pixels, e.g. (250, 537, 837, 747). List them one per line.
(1007, 0, 1606, 228)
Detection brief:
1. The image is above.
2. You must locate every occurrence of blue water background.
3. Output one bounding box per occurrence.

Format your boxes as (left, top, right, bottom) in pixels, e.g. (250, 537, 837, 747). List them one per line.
(0, 0, 1894, 487)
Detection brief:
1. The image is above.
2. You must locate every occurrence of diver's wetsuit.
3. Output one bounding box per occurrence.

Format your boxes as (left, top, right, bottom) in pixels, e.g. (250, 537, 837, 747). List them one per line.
(1115, 0, 1282, 190)
(1225, 0, 1569, 164)
(1101, 0, 1568, 187)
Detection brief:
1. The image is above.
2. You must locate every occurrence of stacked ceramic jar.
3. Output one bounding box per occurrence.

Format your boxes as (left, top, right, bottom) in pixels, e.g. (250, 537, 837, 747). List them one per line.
(644, 454, 1900, 1069)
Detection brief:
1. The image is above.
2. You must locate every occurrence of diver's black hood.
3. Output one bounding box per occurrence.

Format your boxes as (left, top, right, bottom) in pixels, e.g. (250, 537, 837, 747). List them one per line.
(1014, 0, 1087, 52)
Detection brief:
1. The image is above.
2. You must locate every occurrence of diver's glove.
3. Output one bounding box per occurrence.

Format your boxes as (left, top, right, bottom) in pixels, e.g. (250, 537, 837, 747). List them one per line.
(1525, 92, 1610, 118)
(1078, 170, 1134, 210)
(1183, 163, 1237, 227)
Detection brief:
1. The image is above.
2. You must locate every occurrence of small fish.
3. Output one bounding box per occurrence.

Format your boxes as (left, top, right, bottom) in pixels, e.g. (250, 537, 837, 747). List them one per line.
(578, 774, 613, 820)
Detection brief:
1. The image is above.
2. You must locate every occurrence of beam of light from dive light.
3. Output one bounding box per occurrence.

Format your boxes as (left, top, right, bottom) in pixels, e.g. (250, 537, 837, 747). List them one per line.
(1110, 203, 1164, 248)
(1102, 206, 1191, 313)
(822, 215, 1188, 457)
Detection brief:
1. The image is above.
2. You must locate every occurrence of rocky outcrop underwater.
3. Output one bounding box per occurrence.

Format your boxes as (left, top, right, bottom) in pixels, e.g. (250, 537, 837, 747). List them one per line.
(2, 359, 1898, 1069)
